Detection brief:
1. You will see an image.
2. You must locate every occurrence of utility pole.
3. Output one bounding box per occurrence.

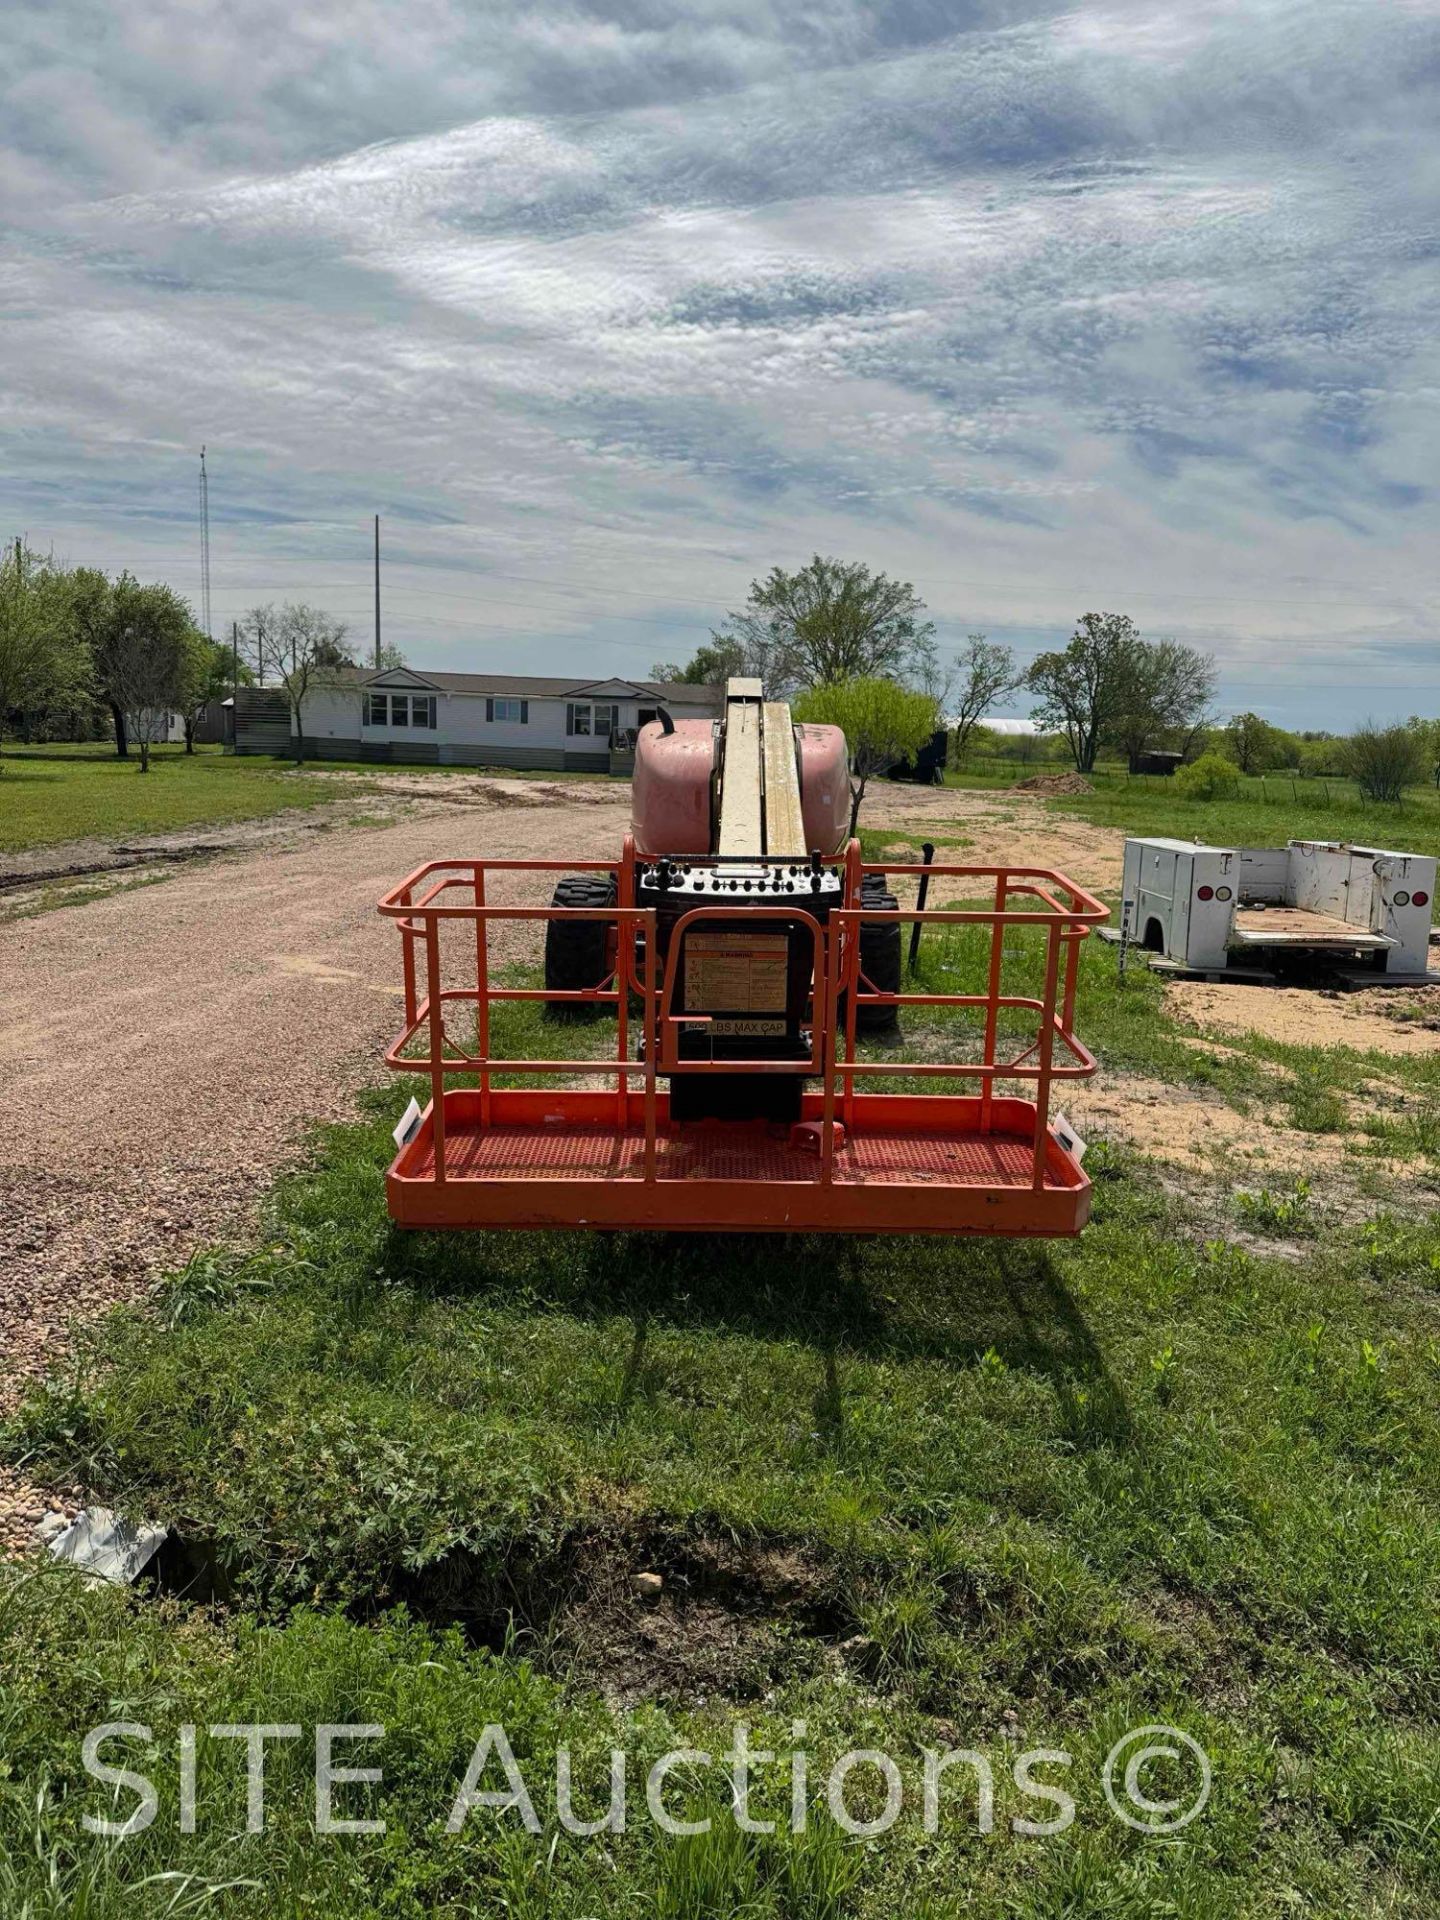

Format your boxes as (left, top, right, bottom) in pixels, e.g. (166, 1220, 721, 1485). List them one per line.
(198, 448, 212, 640)
(231, 619, 239, 753)
(374, 513, 381, 670)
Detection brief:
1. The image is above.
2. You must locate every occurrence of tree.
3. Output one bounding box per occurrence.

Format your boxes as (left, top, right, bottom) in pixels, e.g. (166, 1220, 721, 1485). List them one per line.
(312, 629, 356, 670)
(237, 604, 277, 686)
(1296, 735, 1344, 779)
(1224, 712, 1289, 776)
(105, 578, 206, 772)
(256, 603, 349, 764)
(711, 557, 937, 694)
(183, 637, 248, 753)
(66, 567, 127, 753)
(1345, 721, 1425, 804)
(949, 634, 1022, 761)
(0, 542, 87, 758)
(650, 637, 745, 686)
(791, 677, 939, 835)
(1173, 751, 1241, 801)
(1025, 613, 1147, 772)
(1404, 716, 1440, 788)
(1110, 639, 1217, 770)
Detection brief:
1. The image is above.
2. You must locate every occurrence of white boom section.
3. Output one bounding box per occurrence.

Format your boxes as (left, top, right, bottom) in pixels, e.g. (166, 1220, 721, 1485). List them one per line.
(716, 678, 806, 858)
(717, 686, 762, 856)
(761, 701, 806, 857)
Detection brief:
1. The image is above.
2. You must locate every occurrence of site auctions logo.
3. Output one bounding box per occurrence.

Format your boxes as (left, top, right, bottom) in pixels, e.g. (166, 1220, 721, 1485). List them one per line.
(80, 1720, 1213, 1842)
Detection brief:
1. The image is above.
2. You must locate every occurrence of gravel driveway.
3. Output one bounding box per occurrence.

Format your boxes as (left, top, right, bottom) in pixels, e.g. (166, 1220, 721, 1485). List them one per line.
(0, 779, 631, 1547)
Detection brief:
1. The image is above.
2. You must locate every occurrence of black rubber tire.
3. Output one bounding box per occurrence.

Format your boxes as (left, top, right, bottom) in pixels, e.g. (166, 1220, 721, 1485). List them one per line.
(855, 874, 901, 1034)
(544, 873, 617, 1017)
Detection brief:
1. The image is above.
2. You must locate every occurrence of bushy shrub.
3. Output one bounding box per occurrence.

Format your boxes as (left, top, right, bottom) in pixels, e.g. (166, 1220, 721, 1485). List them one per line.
(1345, 722, 1425, 803)
(1174, 750, 1241, 801)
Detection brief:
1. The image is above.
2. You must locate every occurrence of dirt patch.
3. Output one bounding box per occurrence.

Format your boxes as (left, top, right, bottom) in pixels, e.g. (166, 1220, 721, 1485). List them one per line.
(296, 771, 623, 811)
(1073, 1074, 1315, 1175)
(1070, 1071, 1416, 1195)
(1169, 981, 1440, 1056)
(864, 785, 1124, 895)
(1010, 772, 1094, 796)
(552, 1536, 841, 1709)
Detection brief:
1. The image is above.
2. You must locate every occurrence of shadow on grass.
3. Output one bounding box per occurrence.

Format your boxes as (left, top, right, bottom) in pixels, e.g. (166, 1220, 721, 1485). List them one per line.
(385, 1216, 1122, 1412)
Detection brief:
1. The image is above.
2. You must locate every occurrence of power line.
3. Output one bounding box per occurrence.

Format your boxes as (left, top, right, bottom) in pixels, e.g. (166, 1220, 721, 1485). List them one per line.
(249, 599, 1440, 692)
(211, 556, 1431, 621)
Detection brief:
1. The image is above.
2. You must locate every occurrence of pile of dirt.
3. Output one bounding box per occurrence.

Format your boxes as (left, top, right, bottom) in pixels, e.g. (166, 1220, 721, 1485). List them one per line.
(1010, 772, 1094, 796)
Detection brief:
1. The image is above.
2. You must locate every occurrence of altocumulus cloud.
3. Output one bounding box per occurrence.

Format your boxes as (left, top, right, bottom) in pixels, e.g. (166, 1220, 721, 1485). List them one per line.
(4, 0, 1439, 722)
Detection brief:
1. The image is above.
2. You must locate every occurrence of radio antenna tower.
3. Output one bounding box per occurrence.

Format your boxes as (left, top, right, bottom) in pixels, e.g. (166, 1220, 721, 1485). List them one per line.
(198, 446, 213, 640)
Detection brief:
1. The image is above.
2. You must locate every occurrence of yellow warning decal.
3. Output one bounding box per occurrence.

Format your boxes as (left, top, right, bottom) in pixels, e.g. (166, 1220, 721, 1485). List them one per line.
(684, 931, 789, 1012)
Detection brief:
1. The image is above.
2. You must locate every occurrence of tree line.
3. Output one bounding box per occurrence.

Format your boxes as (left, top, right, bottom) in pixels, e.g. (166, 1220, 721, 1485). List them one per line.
(656, 562, 1219, 776)
(653, 559, 1220, 825)
(655, 556, 1436, 821)
(0, 540, 366, 770)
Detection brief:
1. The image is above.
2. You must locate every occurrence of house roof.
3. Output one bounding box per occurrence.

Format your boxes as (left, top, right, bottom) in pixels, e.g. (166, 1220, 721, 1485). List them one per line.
(332, 666, 721, 703)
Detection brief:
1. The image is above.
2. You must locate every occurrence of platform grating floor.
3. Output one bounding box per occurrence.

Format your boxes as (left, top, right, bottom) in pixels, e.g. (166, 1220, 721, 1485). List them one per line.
(411, 1118, 1055, 1188)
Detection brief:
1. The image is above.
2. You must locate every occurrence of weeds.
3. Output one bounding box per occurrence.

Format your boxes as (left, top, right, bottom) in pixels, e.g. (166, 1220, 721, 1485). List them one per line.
(1236, 1177, 1320, 1235)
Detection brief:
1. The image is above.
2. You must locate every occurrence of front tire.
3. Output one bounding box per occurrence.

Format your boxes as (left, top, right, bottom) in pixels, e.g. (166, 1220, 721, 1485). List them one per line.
(544, 873, 618, 1017)
(855, 874, 901, 1034)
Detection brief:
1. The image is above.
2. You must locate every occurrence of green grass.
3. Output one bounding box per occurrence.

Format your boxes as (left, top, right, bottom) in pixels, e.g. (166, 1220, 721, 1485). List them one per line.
(6, 1072, 1440, 1908)
(1064, 776, 1440, 862)
(939, 757, 1440, 861)
(6, 886, 1440, 1911)
(0, 745, 365, 853)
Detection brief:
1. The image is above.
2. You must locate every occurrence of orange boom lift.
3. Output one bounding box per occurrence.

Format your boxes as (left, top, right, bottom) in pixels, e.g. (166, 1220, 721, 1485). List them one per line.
(378, 678, 1105, 1235)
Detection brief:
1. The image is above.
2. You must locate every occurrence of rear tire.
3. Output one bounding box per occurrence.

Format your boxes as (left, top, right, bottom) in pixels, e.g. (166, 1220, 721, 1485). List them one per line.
(855, 874, 901, 1034)
(544, 873, 617, 1018)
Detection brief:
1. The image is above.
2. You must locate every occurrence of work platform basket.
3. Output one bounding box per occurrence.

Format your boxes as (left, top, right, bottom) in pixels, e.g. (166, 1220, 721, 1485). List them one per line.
(377, 844, 1106, 1237)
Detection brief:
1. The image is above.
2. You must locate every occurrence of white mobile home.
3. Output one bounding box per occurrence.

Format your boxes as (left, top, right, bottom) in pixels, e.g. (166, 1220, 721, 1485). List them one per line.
(235, 668, 722, 772)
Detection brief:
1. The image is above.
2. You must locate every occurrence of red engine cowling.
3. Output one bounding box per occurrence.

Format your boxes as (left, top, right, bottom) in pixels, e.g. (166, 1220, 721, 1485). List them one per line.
(632, 715, 852, 857)
(632, 718, 716, 856)
(796, 723, 851, 856)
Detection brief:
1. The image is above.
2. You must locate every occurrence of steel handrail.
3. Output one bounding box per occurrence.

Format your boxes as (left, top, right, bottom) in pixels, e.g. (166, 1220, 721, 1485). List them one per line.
(380, 856, 1100, 1195)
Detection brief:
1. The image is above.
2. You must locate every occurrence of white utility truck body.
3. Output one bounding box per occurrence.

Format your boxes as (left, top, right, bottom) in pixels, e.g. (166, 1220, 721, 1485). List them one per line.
(1122, 838, 1435, 975)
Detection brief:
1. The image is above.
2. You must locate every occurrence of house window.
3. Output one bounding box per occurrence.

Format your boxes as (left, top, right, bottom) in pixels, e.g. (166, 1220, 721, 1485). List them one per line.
(486, 697, 529, 723)
(366, 692, 436, 728)
(566, 701, 620, 739)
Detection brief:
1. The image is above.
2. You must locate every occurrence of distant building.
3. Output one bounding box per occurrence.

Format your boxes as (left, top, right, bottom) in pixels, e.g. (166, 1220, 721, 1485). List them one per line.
(233, 667, 722, 772)
(123, 708, 187, 745)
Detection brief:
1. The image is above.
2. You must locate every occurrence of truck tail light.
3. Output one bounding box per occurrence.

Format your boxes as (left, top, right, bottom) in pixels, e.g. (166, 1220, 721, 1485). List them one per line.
(1413, 891, 1429, 908)
(1394, 890, 1411, 907)
(1196, 885, 1214, 901)
(1214, 885, 1233, 901)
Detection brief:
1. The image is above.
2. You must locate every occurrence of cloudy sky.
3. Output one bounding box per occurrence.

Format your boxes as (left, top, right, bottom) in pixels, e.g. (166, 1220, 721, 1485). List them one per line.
(5, 0, 1438, 727)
